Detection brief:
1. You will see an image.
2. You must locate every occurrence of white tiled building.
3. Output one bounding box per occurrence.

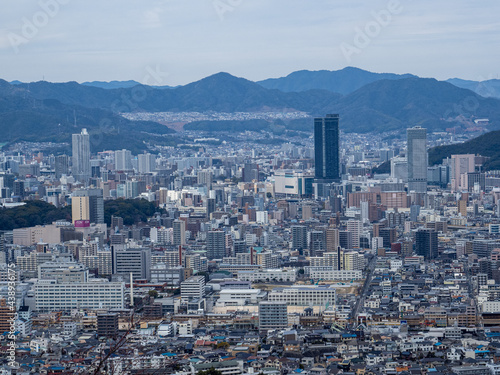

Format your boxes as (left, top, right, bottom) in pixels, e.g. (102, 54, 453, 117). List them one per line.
(34, 279, 125, 312)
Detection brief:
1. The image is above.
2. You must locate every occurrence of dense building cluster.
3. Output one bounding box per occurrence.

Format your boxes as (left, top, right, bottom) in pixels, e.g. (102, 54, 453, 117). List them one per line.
(2, 116, 500, 374)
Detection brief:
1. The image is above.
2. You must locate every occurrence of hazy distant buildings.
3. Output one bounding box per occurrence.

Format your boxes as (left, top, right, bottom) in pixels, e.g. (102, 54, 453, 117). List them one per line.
(137, 153, 156, 173)
(72, 129, 91, 183)
(115, 149, 132, 171)
(55, 155, 69, 179)
(391, 156, 408, 182)
(314, 114, 340, 182)
(407, 126, 428, 193)
(242, 163, 259, 182)
(451, 154, 476, 192)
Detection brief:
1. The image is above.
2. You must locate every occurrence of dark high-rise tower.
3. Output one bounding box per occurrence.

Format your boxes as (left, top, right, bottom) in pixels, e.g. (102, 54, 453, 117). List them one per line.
(207, 230, 226, 260)
(314, 114, 340, 182)
(415, 228, 438, 260)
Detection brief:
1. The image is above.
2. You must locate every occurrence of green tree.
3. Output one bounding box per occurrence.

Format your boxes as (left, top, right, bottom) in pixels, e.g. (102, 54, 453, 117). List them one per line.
(216, 342, 230, 350)
(148, 290, 158, 298)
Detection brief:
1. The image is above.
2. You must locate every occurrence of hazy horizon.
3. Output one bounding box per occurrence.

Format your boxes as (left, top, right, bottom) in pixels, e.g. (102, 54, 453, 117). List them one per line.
(1, 0, 499, 85)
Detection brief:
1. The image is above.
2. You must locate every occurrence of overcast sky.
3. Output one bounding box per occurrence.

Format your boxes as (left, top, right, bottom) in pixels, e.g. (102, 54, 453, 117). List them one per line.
(0, 0, 499, 85)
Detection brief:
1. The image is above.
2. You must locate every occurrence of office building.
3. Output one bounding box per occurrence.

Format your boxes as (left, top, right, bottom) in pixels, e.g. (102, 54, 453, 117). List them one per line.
(150, 265, 184, 286)
(259, 301, 288, 332)
(173, 220, 186, 247)
(72, 189, 104, 224)
(138, 153, 156, 173)
(291, 225, 307, 251)
(415, 228, 438, 260)
(309, 230, 325, 256)
(339, 230, 352, 250)
(346, 219, 362, 248)
(115, 149, 132, 171)
(274, 170, 314, 198)
(325, 227, 340, 252)
(112, 248, 151, 280)
(72, 128, 91, 183)
(380, 227, 397, 248)
(407, 126, 428, 193)
(55, 155, 69, 178)
(242, 163, 259, 182)
(314, 114, 340, 182)
(268, 285, 336, 306)
(34, 279, 125, 312)
(97, 313, 119, 338)
(181, 276, 206, 302)
(197, 170, 213, 189)
(207, 230, 226, 260)
(451, 154, 475, 192)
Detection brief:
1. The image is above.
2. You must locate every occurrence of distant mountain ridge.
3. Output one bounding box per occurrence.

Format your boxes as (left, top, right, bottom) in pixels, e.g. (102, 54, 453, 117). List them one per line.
(257, 67, 416, 94)
(0, 79, 176, 153)
(2, 69, 500, 143)
(7, 73, 342, 113)
(446, 78, 500, 99)
(82, 80, 176, 90)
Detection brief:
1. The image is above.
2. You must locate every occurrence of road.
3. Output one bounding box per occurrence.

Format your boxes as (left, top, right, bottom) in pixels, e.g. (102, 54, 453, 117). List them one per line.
(351, 255, 376, 321)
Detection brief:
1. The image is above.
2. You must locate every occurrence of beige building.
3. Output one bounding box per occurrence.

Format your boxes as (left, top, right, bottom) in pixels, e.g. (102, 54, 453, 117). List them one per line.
(451, 154, 475, 192)
(72, 195, 90, 223)
(13, 223, 72, 246)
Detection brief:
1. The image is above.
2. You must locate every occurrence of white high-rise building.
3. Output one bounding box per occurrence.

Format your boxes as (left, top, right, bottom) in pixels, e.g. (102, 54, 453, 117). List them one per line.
(346, 219, 362, 248)
(72, 129, 91, 183)
(115, 149, 132, 171)
(181, 276, 205, 302)
(407, 127, 427, 193)
(372, 237, 384, 251)
(138, 153, 156, 173)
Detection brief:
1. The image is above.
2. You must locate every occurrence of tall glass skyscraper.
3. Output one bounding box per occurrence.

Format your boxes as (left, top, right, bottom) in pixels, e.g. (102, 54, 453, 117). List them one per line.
(407, 126, 427, 193)
(314, 114, 340, 182)
(72, 128, 91, 184)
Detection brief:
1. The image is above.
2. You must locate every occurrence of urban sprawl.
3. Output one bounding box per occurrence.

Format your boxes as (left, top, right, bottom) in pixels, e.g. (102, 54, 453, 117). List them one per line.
(2, 115, 500, 375)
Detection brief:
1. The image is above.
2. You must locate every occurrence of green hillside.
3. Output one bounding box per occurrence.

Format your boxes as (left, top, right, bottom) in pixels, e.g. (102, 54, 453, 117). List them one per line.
(429, 130, 500, 170)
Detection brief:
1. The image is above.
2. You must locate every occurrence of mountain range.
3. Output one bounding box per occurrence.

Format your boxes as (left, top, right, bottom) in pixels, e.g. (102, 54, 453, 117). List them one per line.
(446, 78, 500, 99)
(2, 67, 500, 151)
(257, 67, 416, 95)
(0, 80, 176, 153)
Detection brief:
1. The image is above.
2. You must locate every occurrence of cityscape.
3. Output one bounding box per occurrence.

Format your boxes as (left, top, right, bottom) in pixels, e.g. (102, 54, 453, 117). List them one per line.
(2, 1, 500, 375)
